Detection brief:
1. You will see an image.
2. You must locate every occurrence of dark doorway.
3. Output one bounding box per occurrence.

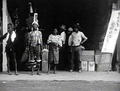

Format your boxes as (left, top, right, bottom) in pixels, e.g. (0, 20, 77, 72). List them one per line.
(6, 0, 117, 71)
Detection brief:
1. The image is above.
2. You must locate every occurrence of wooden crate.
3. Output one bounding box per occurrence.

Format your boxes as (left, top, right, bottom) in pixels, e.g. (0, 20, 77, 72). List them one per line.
(81, 50, 95, 56)
(95, 55, 101, 64)
(97, 54, 112, 71)
(88, 61, 95, 71)
(98, 63, 111, 71)
(42, 49, 48, 72)
(80, 55, 94, 61)
(81, 61, 88, 71)
(80, 50, 95, 62)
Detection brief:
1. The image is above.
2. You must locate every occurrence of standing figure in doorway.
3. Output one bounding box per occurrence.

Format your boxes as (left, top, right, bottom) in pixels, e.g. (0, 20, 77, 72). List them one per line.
(47, 29, 62, 74)
(5, 23, 18, 75)
(59, 24, 66, 45)
(58, 24, 66, 70)
(64, 27, 73, 70)
(28, 21, 43, 75)
(69, 24, 88, 72)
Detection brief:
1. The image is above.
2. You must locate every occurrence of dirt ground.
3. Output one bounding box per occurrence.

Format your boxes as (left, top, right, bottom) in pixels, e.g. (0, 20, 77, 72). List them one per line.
(0, 80, 120, 91)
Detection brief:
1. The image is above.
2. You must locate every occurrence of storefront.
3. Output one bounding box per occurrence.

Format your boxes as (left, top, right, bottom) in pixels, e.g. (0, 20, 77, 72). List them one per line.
(0, 0, 119, 72)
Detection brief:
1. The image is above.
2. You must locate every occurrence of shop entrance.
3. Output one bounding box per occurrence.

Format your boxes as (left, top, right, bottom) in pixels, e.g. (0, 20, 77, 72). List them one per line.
(0, 0, 118, 71)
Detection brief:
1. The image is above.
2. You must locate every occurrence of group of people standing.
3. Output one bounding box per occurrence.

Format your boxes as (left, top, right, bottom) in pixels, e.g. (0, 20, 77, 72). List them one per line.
(0, 21, 88, 75)
(47, 23, 88, 73)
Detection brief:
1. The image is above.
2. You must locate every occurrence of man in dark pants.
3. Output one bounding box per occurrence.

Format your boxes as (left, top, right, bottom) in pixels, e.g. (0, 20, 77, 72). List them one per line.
(5, 23, 18, 75)
(69, 24, 88, 72)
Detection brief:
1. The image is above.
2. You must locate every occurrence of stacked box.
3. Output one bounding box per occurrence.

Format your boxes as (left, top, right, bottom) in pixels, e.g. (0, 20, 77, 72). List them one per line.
(81, 61, 88, 71)
(95, 55, 101, 64)
(42, 49, 48, 72)
(88, 61, 95, 71)
(81, 50, 95, 55)
(80, 50, 95, 61)
(98, 63, 111, 71)
(97, 54, 112, 71)
(80, 50, 95, 71)
(80, 55, 94, 61)
(81, 61, 95, 71)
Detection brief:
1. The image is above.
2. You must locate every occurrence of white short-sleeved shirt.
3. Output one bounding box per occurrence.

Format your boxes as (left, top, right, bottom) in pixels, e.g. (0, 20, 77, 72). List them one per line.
(47, 34, 62, 47)
(69, 31, 87, 46)
(60, 31, 66, 44)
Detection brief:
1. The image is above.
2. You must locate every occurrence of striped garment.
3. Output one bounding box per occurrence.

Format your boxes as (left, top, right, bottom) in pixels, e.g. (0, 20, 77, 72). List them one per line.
(28, 29, 42, 47)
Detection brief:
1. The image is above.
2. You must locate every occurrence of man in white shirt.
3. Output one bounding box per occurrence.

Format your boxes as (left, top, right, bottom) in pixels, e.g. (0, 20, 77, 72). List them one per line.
(69, 24, 88, 72)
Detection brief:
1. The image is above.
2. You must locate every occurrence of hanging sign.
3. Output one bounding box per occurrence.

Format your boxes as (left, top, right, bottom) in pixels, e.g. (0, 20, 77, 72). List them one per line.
(101, 10, 120, 53)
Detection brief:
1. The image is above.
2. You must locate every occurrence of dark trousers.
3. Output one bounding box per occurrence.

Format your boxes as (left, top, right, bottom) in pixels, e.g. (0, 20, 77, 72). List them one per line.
(5, 45, 17, 72)
(70, 46, 82, 71)
(59, 45, 66, 70)
(65, 46, 72, 70)
(29, 45, 41, 75)
(30, 45, 41, 62)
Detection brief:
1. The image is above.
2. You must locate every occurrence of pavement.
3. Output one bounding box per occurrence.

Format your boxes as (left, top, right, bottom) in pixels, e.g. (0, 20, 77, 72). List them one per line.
(0, 71, 120, 82)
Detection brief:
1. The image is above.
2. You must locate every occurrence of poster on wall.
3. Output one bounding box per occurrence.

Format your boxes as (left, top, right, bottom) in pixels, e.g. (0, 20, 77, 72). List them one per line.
(101, 10, 120, 53)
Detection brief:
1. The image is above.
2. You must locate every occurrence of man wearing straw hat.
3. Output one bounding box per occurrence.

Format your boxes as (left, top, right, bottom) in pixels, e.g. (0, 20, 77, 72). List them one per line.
(69, 24, 87, 73)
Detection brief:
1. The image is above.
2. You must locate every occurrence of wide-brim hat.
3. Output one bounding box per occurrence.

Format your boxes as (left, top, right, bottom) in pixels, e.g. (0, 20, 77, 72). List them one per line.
(32, 21, 39, 26)
(59, 24, 66, 30)
(68, 27, 73, 32)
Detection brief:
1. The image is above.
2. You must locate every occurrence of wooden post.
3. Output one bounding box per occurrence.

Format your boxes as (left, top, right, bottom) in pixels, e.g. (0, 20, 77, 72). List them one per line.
(2, 0, 8, 71)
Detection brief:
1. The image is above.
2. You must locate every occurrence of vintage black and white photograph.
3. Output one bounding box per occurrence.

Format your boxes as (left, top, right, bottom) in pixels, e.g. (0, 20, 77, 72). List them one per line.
(0, 0, 120, 91)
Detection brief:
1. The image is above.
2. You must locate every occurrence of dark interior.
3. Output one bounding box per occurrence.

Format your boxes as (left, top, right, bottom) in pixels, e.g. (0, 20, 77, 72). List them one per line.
(7, 0, 113, 48)
(0, 0, 118, 71)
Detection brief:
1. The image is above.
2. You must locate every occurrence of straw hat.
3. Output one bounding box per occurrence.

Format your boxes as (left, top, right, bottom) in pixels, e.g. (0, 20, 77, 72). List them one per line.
(68, 27, 73, 31)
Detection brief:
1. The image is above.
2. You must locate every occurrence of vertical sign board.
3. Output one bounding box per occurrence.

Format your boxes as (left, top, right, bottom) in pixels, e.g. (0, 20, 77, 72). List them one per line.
(102, 10, 120, 53)
(98, 10, 120, 71)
